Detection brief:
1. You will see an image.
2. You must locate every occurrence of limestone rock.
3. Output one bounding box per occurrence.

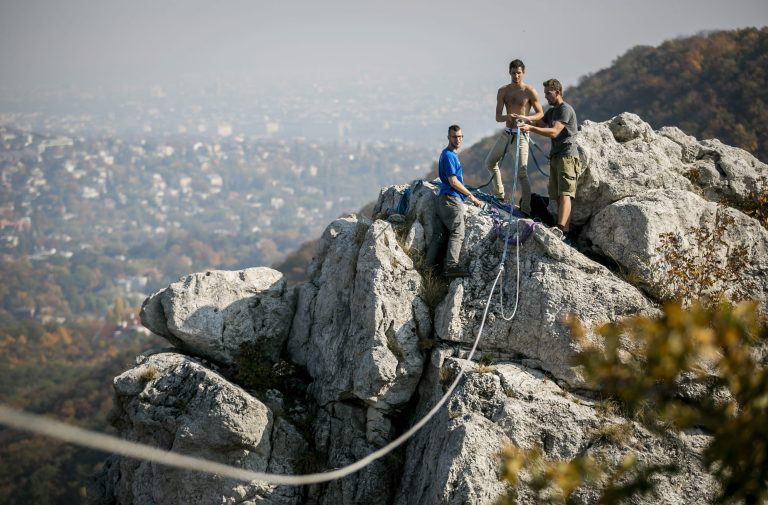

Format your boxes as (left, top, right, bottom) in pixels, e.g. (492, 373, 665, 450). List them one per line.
(309, 402, 399, 505)
(287, 216, 429, 411)
(585, 189, 768, 312)
(572, 112, 767, 226)
(432, 209, 655, 386)
(99, 112, 767, 505)
(375, 181, 442, 260)
(140, 267, 295, 364)
(94, 352, 305, 505)
(396, 355, 718, 505)
(284, 213, 432, 504)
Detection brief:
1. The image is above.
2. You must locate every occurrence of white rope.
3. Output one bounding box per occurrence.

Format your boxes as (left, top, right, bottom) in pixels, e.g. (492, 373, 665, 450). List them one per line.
(496, 125, 524, 321)
(498, 219, 522, 322)
(0, 268, 507, 487)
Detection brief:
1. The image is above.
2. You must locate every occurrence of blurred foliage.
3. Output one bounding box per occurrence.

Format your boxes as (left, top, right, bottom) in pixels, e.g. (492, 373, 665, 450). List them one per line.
(497, 301, 767, 504)
(568, 27, 768, 163)
(497, 445, 672, 505)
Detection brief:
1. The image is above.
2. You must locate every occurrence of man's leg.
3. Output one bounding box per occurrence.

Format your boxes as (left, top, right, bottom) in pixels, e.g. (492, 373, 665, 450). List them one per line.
(437, 196, 465, 269)
(425, 210, 447, 272)
(557, 156, 580, 230)
(514, 135, 531, 215)
(548, 157, 560, 224)
(484, 132, 510, 200)
(557, 195, 571, 229)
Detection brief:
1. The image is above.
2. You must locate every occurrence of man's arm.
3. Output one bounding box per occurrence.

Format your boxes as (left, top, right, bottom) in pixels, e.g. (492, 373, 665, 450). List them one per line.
(448, 176, 482, 207)
(495, 87, 512, 123)
(520, 120, 565, 139)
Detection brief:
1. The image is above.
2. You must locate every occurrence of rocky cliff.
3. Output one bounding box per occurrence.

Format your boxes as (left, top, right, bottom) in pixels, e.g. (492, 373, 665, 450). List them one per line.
(89, 113, 768, 505)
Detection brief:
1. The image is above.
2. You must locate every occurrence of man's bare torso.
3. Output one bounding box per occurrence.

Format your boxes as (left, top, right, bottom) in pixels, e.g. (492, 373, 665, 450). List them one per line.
(499, 83, 535, 127)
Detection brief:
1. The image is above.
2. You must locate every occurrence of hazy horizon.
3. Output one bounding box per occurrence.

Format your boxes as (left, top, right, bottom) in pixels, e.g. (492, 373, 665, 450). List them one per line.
(1, 0, 766, 93)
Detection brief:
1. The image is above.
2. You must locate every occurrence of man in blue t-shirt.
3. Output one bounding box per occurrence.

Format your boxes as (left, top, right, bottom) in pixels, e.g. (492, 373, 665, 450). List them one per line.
(426, 124, 482, 277)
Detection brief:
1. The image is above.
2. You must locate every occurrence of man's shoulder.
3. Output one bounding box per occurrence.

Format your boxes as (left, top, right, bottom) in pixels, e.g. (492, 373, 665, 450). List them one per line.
(553, 102, 575, 116)
(560, 102, 577, 120)
(440, 148, 460, 165)
(440, 147, 456, 158)
(499, 83, 528, 95)
(522, 83, 538, 95)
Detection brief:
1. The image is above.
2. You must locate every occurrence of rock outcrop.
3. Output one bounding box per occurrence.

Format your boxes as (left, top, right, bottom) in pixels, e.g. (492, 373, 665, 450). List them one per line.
(140, 267, 295, 364)
(91, 113, 767, 505)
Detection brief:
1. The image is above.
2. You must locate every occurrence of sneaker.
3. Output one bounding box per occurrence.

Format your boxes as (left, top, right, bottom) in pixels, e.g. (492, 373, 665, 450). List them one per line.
(444, 267, 471, 278)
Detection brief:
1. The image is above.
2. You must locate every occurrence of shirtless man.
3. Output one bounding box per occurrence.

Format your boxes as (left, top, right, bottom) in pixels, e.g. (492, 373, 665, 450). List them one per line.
(484, 59, 543, 215)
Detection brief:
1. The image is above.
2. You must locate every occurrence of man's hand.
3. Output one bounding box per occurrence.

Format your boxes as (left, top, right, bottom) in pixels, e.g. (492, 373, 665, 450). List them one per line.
(519, 123, 531, 133)
(468, 194, 482, 207)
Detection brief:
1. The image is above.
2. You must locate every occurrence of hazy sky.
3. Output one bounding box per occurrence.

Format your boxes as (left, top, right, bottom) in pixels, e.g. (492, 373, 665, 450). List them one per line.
(0, 0, 766, 94)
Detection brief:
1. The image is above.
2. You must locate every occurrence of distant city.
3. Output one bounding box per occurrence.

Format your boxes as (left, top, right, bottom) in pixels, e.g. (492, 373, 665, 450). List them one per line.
(0, 76, 507, 325)
(0, 76, 496, 149)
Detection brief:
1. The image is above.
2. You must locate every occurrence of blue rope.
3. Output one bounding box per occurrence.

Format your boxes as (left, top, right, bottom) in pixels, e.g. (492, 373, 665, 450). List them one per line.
(527, 137, 550, 178)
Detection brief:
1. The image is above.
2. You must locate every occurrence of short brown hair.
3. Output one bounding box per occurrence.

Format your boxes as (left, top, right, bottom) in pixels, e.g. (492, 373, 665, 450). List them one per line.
(509, 59, 525, 72)
(448, 124, 461, 134)
(543, 79, 563, 94)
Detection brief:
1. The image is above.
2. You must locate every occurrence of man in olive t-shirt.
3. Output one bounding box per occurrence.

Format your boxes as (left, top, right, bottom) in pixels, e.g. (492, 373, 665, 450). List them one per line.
(520, 78, 581, 238)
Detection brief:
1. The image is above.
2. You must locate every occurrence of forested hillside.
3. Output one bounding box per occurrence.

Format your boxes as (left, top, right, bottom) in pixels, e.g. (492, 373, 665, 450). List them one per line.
(567, 27, 768, 162)
(0, 318, 164, 504)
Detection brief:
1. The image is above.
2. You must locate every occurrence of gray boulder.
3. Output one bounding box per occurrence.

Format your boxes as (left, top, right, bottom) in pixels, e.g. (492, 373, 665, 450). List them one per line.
(99, 112, 768, 505)
(285, 214, 431, 504)
(140, 267, 295, 364)
(396, 354, 718, 505)
(586, 189, 768, 312)
(429, 206, 655, 386)
(92, 352, 306, 505)
(288, 216, 430, 411)
(572, 112, 767, 226)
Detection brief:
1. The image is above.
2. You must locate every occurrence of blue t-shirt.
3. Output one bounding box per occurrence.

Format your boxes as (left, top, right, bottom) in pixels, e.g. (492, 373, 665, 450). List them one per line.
(438, 147, 464, 200)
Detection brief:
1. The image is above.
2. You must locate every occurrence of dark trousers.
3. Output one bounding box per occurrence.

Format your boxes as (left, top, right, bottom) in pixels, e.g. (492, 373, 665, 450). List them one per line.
(426, 194, 465, 271)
